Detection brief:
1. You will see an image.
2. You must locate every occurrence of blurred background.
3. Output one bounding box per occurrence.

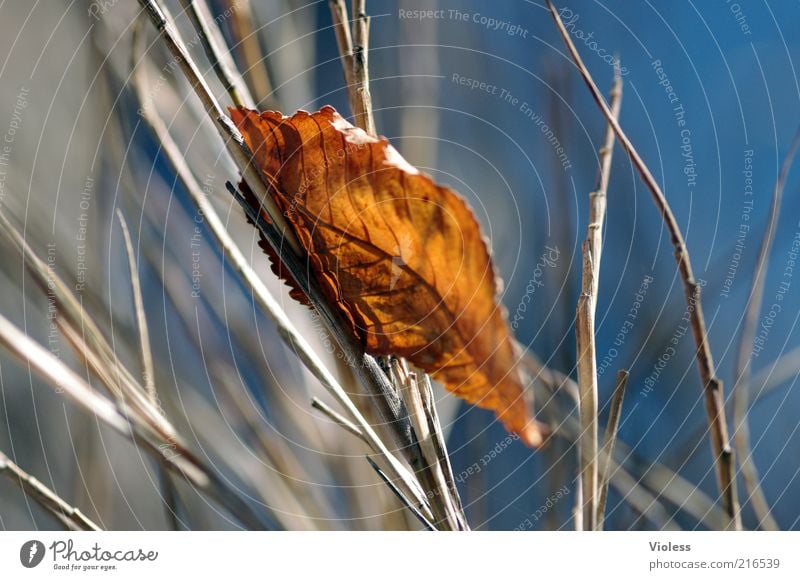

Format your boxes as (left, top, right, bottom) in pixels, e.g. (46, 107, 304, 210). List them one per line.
(0, 0, 798, 530)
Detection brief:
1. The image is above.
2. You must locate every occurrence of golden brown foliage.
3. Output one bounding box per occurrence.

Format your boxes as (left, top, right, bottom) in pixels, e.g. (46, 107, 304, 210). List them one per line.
(232, 106, 545, 446)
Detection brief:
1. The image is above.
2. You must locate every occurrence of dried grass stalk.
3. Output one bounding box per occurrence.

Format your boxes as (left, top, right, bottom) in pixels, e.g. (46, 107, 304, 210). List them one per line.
(135, 0, 432, 520)
(575, 70, 621, 531)
(546, 0, 740, 529)
(597, 369, 629, 529)
(0, 450, 102, 531)
(732, 127, 800, 530)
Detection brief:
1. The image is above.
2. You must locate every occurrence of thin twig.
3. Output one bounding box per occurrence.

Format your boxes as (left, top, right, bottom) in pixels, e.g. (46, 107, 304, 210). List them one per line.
(607, 460, 681, 531)
(0, 450, 102, 531)
(0, 208, 270, 528)
(681, 343, 800, 460)
(55, 316, 179, 530)
(392, 362, 461, 530)
(116, 209, 156, 402)
(732, 127, 800, 530)
(417, 373, 469, 530)
(133, 1, 428, 519)
(546, 0, 741, 530)
(128, 29, 353, 528)
(329, 0, 357, 117)
(588, 68, 622, 301)
(575, 249, 598, 530)
(365, 456, 436, 531)
(533, 354, 731, 529)
(621, 438, 731, 530)
(0, 311, 274, 530)
(350, 0, 376, 135)
(328, 0, 375, 134)
(575, 71, 621, 531)
(557, 405, 720, 530)
(116, 208, 182, 530)
(178, 0, 255, 109)
(135, 1, 295, 252)
(750, 346, 800, 404)
(597, 369, 629, 529)
(226, 181, 418, 480)
(311, 397, 366, 442)
(141, 239, 331, 529)
(325, 1, 465, 527)
(228, 0, 276, 107)
(136, 0, 416, 455)
(0, 210, 174, 441)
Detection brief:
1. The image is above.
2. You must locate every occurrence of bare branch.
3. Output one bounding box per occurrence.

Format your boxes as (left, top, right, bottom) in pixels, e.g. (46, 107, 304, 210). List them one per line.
(597, 369, 629, 529)
(732, 126, 800, 530)
(329, 1, 357, 118)
(546, 0, 740, 529)
(326, 2, 465, 528)
(133, 0, 429, 519)
(117, 208, 182, 529)
(350, 0, 376, 135)
(366, 456, 436, 531)
(311, 397, 366, 442)
(116, 209, 156, 402)
(177, 0, 255, 109)
(575, 249, 598, 530)
(327, 1, 376, 134)
(0, 310, 273, 529)
(391, 361, 463, 530)
(0, 450, 102, 531)
(575, 70, 621, 531)
(227, 0, 276, 107)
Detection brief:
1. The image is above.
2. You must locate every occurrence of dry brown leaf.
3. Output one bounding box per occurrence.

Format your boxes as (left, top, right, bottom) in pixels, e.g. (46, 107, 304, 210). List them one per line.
(231, 106, 546, 447)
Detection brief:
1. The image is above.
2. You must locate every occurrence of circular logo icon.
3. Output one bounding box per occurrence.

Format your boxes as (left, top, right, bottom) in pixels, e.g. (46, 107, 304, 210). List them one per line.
(20, 540, 45, 568)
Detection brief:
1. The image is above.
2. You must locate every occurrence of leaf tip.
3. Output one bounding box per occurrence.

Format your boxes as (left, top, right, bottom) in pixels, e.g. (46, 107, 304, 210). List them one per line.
(520, 421, 550, 448)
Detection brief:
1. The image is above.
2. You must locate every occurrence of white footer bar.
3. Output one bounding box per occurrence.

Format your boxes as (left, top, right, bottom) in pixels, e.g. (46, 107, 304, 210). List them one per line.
(0, 531, 797, 578)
